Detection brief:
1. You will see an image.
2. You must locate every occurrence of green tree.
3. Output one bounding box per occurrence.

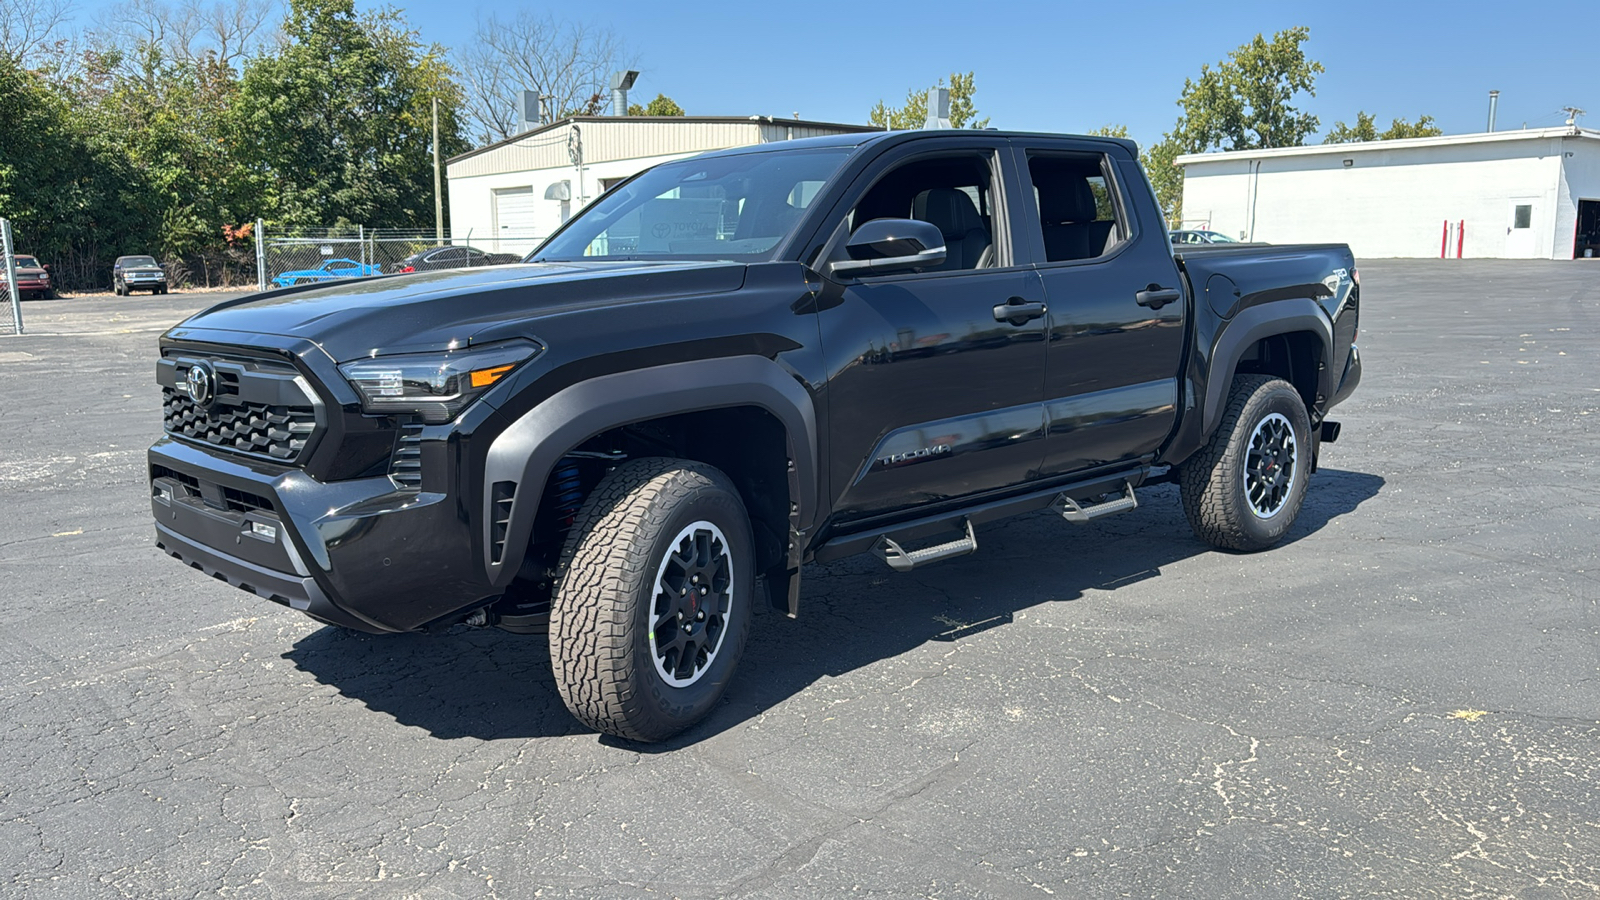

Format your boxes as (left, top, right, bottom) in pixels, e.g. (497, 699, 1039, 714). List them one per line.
(1176, 26, 1324, 152)
(627, 92, 683, 116)
(1086, 124, 1129, 139)
(869, 71, 989, 130)
(232, 0, 469, 229)
(1145, 26, 1325, 225)
(96, 46, 259, 262)
(1323, 111, 1441, 143)
(0, 53, 154, 289)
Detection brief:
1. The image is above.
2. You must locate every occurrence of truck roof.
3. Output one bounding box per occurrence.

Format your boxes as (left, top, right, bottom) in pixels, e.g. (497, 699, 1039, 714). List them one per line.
(690, 129, 1140, 161)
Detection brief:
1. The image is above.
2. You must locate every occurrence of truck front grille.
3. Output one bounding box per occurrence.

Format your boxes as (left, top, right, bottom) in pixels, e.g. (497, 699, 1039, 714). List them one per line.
(159, 352, 323, 465)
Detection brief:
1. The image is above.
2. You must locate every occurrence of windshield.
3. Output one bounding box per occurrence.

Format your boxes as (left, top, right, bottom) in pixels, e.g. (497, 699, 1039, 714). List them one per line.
(531, 148, 852, 263)
(1206, 232, 1238, 243)
(122, 256, 158, 267)
(13, 256, 39, 268)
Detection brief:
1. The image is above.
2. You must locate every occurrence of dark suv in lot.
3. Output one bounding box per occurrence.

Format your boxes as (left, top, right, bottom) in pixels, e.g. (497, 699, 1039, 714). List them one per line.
(114, 255, 170, 295)
(149, 129, 1361, 741)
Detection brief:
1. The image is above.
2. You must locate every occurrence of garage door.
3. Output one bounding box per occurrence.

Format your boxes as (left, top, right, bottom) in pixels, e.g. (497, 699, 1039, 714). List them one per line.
(493, 187, 539, 254)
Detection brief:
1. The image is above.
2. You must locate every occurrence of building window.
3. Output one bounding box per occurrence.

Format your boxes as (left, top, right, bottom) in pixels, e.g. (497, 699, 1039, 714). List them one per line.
(1513, 204, 1532, 229)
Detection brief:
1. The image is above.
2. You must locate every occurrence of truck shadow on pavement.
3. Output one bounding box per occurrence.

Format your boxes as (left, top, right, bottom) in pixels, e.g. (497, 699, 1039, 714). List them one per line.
(282, 469, 1383, 747)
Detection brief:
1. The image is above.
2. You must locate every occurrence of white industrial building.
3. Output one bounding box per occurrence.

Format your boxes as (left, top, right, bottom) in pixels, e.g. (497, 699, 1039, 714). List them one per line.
(445, 116, 881, 256)
(1177, 127, 1600, 259)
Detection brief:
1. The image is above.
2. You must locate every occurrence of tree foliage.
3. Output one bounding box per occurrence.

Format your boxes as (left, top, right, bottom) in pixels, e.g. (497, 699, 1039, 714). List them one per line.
(232, 0, 468, 229)
(0, 0, 469, 289)
(1176, 27, 1324, 153)
(628, 93, 683, 116)
(869, 71, 988, 130)
(1144, 26, 1325, 225)
(1323, 111, 1441, 143)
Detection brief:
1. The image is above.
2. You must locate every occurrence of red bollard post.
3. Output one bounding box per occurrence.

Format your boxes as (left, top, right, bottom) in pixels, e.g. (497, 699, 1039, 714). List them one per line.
(1458, 220, 1465, 258)
(1441, 220, 1449, 258)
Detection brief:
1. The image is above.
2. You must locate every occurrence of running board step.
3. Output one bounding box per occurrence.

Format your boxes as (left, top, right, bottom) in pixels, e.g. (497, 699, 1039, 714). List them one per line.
(1053, 482, 1138, 524)
(873, 519, 977, 572)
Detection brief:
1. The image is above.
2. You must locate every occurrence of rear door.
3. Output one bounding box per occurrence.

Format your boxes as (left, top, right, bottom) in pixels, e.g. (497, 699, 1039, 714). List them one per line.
(1011, 140, 1187, 476)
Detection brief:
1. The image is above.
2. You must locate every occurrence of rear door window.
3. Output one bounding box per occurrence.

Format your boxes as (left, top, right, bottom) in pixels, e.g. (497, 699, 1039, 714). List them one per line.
(1021, 152, 1131, 263)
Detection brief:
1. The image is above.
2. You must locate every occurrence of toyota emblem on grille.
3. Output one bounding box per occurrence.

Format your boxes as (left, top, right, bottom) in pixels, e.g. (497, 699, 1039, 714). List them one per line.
(186, 362, 216, 407)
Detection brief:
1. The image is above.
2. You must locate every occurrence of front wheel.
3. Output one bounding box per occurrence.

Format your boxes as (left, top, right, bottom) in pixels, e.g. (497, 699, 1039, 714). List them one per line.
(1179, 375, 1313, 551)
(549, 457, 754, 742)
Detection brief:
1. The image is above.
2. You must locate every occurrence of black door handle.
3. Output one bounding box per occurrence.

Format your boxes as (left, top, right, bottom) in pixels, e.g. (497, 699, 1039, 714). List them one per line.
(1136, 286, 1181, 309)
(993, 297, 1047, 324)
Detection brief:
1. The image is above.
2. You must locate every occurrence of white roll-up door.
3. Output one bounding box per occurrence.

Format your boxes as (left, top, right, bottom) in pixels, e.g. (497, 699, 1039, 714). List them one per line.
(492, 187, 540, 254)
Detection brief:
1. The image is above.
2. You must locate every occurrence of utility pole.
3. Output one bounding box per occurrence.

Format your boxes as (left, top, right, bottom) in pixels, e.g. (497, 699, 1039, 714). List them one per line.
(433, 96, 444, 244)
(1563, 106, 1586, 129)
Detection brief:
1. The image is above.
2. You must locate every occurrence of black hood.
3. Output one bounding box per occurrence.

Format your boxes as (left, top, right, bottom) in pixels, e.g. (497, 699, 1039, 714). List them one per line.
(173, 261, 747, 362)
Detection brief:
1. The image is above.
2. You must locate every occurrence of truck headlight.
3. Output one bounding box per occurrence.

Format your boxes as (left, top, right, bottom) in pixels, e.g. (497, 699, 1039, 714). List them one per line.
(337, 339, 543, 423)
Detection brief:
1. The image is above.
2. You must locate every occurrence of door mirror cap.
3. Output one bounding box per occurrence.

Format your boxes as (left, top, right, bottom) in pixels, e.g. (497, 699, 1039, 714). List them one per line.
(830, 218, 947, 277)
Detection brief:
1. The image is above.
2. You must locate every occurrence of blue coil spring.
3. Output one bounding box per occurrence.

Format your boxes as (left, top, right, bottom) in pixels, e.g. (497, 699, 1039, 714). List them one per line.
(551, 459, 585, 528)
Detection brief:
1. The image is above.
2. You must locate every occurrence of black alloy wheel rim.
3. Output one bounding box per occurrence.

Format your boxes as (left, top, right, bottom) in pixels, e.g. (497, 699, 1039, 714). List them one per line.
(648, 521, 734, 687)
(1244, 412, 1297, 518)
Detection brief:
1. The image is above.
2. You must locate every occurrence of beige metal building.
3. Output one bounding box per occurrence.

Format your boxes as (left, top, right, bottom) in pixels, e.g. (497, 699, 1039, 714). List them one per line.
(445, 116, 881, 256)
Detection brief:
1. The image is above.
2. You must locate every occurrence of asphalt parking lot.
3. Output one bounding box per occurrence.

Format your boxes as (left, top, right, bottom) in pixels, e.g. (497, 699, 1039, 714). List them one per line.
(2, 261, 1598, 898)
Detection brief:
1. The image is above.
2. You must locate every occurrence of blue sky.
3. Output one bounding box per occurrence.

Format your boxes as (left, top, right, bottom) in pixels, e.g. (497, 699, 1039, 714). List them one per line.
(67, 0, 1593, 148)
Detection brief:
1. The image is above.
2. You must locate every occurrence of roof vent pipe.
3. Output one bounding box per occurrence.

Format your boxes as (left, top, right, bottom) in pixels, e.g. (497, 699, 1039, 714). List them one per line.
(1487, 90, 1499, 132)
(610, 70, 639, 116)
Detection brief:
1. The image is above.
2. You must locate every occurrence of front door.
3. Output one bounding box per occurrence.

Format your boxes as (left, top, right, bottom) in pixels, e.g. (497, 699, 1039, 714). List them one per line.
(813, 142, 1049, 524)
(1011, 142, 1187, 477)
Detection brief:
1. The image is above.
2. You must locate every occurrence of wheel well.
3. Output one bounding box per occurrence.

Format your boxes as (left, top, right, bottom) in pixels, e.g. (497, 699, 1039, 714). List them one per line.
(1234, 332, 1322, 416)
(539, 406, 794, 576)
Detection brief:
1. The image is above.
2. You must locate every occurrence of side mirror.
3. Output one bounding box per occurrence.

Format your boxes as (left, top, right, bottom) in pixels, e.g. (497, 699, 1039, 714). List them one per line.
(830, 218, 946, 277)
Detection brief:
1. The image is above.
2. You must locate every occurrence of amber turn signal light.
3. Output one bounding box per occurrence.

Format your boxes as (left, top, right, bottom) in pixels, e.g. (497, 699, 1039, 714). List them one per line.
(469, 364, 515, 388)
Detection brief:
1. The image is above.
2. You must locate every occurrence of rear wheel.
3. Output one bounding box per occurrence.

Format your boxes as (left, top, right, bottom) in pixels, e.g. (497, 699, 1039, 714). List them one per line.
(549, 457, 754, 742)
(1179, 375, 1312, 551)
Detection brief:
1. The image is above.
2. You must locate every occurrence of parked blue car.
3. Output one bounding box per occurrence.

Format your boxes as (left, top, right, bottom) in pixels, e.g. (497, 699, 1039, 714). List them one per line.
(271, 258, 382, 287)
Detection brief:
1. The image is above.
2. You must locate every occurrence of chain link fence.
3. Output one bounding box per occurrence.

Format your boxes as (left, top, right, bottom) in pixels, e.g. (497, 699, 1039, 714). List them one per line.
(256, 223, 545, 290)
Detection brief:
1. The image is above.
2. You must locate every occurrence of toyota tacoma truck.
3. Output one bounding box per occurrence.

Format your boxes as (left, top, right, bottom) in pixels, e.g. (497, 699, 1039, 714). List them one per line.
(148, 130, 1362, 741)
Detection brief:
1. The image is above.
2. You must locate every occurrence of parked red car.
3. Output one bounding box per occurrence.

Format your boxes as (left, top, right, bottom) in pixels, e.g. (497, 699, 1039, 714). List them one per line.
(2, 254, 55, 300)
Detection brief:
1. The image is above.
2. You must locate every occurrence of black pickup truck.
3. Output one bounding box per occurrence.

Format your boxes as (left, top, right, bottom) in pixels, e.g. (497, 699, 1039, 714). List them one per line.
(148, 130, 1361, 741)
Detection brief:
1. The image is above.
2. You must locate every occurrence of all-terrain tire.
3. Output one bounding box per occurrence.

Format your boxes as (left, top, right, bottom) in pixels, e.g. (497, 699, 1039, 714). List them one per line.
(1179, 374, 1312, 552)
(548, 457, 754, 742)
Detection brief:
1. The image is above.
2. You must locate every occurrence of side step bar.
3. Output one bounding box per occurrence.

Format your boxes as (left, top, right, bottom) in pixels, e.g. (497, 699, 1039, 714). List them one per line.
(873, 519, 977, 572)
(1053, 482, 1137, 523)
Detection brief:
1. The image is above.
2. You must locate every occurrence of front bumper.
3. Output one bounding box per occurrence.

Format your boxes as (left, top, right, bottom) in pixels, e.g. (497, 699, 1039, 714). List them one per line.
(149, 436, 496, 633)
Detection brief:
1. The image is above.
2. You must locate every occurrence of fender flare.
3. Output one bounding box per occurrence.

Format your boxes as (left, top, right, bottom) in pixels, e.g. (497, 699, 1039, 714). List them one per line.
(480, 356, 819, 588)
(1202, 298, 1335, 436)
